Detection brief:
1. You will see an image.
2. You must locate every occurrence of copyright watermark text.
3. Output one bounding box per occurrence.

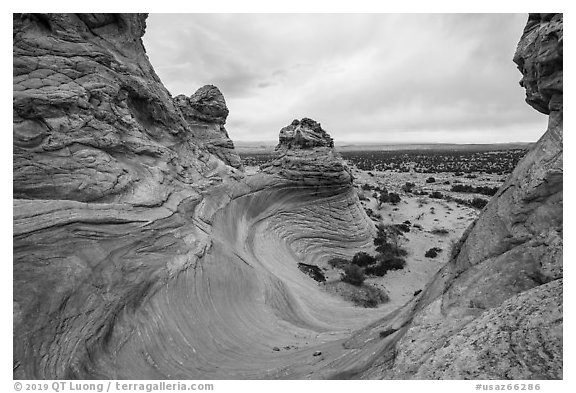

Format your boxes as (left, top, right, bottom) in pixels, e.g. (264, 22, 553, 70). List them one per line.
(13, 382, 214, 392)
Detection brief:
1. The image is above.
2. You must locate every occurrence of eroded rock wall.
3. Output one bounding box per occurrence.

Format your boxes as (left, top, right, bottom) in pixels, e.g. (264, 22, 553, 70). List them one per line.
(13, 15, 375, 379)
(13, 13, 244, 378)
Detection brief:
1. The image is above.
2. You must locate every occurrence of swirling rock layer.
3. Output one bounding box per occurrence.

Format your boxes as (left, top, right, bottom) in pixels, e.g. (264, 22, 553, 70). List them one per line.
(12, 13, 376, 379)
(13, 13, 562, 380)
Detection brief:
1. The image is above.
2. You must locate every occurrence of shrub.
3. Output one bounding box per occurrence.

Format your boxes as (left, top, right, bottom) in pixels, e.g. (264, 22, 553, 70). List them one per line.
(429, 191, 443, 199)
(373, 224, 407, 257)
(352, 285, 388, 308)
(328, 257, 349, 269)
(361, 183, 372, 191)
(351, 252, 376, 267)
(378, 190, 390, 206)
(358, 192, 368, 201)
(451, 184, 498, 196)
(475, 186, 499, 196)
(443, 180, 450, 185)
(401, 182, 416, 193)
(451, 184, 474, 193)
(424, 247, 442, 258)
(297, 263, 326, 282)
(388, 192, 401, 204)
(341, 264, 365, 286)
(365, 255, 406, 276)
(470, 197, 488, 209)
(394, 223, 410, 233)
(430, 228, 449, 235)
(426, 177, 436, 183)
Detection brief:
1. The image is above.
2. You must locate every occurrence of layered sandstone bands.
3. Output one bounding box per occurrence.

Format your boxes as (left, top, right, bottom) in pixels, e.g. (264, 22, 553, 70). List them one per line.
(13, 13, 375, 379)
(262, 118, 352, 189)
(174, 85, 242, 169)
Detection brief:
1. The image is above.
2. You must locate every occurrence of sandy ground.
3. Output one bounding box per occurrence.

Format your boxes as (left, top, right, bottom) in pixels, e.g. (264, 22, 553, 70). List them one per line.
(350, 166, 505, 309)
(243, 164, 504, 312)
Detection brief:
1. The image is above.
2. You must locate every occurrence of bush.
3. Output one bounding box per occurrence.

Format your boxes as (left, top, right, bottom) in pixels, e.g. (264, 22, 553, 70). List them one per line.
(389, 192, 401, 204)
(430, 228, 449, 235)
(361, 183, 372, 191)
(401, 182, 416, 193)
(358, 192, 368, 201)
(351, 252, 376, 267)
(374, 224, 407, 257)
(470, 197, 488, 209)
(475, 186, 499, 196)
(451, 184, 498, 196)
(394, 223, 410, 233)
(426, 177, 436, 183)
(424, 247, 442, 258)
(365, 255, 406, 276)
(328, 257, 349, 269)
(429, 191, 443, 199)
(443, 180, 450, 185)
(341, 264, 365, 286)
(378, 190, 390, 206)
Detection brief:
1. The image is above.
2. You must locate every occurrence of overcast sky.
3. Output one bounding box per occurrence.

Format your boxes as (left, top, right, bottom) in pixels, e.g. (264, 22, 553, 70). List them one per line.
(143, 13, 547, 144)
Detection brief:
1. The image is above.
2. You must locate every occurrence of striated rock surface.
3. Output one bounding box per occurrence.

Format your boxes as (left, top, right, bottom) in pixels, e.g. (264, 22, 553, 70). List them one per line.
(13, 12, 561, 380)
(174, 85, 242, 169)
(262, 118, 352, 188)
(13, 14, 375, 379)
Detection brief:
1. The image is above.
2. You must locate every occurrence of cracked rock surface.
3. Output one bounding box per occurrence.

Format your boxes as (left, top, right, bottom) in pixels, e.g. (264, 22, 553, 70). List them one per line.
(13, 13, 562, 380)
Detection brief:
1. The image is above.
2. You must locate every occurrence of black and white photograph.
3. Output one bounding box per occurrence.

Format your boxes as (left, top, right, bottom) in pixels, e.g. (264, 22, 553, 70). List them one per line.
(9, 2, 566, 389)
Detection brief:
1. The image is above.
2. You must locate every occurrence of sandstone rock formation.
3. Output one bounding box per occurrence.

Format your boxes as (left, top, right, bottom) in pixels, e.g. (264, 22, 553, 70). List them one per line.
(262, 118, 352, 188)
(13, 13, 562, 380)
(13, 14, 375, 379)
(174, 85, 242, 169)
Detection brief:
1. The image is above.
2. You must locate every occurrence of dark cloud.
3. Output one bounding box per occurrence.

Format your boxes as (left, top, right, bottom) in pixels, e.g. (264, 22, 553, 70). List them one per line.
(143, 13, 547, 143)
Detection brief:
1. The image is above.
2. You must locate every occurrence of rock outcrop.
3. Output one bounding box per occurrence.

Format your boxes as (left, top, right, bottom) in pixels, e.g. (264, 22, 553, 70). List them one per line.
(262, 118, 352, 188)
(13, 13, 245, 379)
(174, 85, 242, 169)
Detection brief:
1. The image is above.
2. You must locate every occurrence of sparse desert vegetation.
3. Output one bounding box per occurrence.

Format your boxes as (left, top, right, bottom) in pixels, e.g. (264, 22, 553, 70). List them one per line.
(244, 146, 519, 309)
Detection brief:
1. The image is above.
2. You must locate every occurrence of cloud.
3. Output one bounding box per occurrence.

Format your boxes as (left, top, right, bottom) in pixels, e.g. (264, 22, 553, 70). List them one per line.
(143, 13, 548, 143)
